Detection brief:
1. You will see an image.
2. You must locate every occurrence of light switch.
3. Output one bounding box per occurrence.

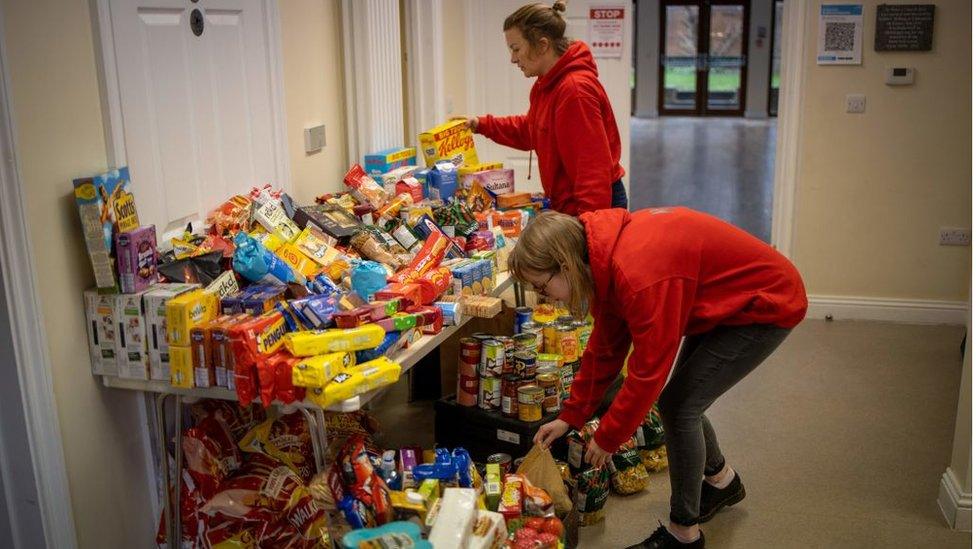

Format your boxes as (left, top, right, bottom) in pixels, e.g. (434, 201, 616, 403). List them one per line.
(304, 124, 326, 153)
(885, 67, 915, 86)
(845, 94, 866, 114)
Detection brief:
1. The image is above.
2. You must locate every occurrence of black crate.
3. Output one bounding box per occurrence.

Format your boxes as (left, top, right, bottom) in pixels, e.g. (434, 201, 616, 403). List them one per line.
(434, 395, 566, 463)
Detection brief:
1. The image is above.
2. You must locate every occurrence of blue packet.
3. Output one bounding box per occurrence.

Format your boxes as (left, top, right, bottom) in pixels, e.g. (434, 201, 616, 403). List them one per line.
(232, 232, 297, 285)
(350, 260, 388, 301)
(412, 448, 458, 483)
(355, 330, 400, 362)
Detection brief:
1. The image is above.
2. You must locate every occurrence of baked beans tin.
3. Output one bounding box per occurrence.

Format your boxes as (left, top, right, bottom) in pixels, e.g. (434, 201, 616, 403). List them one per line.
(480, 339, 505, 377)
(501, 374, 521, 418)
(541, 322, 558, 355)
(496, 335, 515, 374)
(479, 374, 501, 411)
(457, 359, 479, 406)
(513, 351, 537, 381)
(520, 321, 543, 351)
(517, 385, 544, 422)
(460, 337, 481, 364)
(556, 325, 580, 363)
(537, 373, 560, 413)
(513, 332, 538, 353)
(574, 320, 592, 353)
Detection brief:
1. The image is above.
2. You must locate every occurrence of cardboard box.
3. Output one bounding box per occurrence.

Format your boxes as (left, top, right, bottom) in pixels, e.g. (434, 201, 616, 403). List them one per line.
(457, 162, 504, 178)
(364, 146, 417, 175)
(461, 169, 515, 196)
(112, 291, 152, 379)
(84, 290, 118, 376)
(170, 345, 194, 388)
(115, 225, 158, 294)
(73, 167, 139, 291)
(144, 284, 200, 381)
(293, 204, 363, 241)
(419, 120, 479, 168)
(166, 289, 219, 347)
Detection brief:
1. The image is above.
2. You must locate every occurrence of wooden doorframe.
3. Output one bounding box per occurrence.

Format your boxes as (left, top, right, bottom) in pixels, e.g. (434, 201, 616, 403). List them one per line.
(657, 0, 750, 116)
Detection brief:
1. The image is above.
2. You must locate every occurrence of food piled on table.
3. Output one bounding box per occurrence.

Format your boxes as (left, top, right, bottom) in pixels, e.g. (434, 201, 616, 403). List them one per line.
(78, 119, 548, 411)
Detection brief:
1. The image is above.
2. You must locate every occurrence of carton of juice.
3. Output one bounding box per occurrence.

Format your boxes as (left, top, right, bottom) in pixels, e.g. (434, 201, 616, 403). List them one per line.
(419, 120, 479, 168)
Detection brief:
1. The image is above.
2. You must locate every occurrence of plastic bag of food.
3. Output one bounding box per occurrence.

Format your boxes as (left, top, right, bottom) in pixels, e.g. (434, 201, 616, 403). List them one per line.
(350, 230, 404, 270)
(610, 448, 650, 495)
(190, 399, 267, 442)
(634, 404, 666, 451)
(232, 232, 299, 285)
(343, 164, 389, 210)
(338, 435, 394, 525)
(182, 416, 242, 499)
(207, 194, 253, 236)
(158, 249, 225, 285)
(639, 445, 669, 473)
(574, 466, 611, 526)
(350, 260, 389, 300)
(239, 412, 315, 482)
(516, 444, 573, 515)
(201, 453, 304, 521)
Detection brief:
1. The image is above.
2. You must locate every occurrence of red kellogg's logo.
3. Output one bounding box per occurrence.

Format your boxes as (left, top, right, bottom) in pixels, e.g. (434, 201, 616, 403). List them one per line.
(436, 131, 474, 159)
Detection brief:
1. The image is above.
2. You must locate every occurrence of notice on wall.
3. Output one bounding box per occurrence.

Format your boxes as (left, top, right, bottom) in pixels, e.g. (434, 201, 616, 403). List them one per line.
(817, 4, 863, 65)
(874, 4, 935, 51)
(589, 6, 625, 59)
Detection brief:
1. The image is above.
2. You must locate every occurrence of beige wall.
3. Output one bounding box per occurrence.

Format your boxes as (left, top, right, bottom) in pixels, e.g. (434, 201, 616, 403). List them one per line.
(2, 0, 349, 545)
(792, 0, 971, 301)
(1, 0, 156, 546)
(280, 0, 348, 201)
(442, 0, 469, 118)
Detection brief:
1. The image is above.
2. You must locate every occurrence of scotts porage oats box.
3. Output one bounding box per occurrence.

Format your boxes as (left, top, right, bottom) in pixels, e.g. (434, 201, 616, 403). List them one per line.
(73, 166, 139, 292)
(419, 119, 479, 168)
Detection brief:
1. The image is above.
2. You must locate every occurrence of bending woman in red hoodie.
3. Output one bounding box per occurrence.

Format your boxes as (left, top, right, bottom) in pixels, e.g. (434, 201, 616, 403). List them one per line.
(511, 209, 807, 549)
(459, 1, 627, 215)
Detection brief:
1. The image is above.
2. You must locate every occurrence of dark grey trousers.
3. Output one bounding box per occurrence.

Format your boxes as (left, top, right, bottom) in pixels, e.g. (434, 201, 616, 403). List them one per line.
(596, 324, 791, 526)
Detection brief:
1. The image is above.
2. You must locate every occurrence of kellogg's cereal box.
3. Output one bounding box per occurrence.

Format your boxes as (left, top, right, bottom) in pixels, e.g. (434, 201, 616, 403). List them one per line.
(364, 147, 417, 175)
(419, 119, 479, 168)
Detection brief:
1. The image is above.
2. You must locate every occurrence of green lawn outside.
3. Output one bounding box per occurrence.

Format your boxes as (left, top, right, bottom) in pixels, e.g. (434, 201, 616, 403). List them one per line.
(664, 67, 741, 92)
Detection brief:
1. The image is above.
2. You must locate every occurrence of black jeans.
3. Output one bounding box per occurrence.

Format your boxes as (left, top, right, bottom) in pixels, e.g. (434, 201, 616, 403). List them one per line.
(611, 179, 628, 209)
(660, 324, 791, 526)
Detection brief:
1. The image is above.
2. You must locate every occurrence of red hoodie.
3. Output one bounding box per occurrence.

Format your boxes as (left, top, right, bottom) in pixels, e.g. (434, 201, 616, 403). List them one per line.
(477, 42, 625, 216)
(559, 207, 808, 453)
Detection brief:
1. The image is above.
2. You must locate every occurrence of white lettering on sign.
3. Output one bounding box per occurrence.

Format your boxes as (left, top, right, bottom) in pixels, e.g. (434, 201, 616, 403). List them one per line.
(590, 8, 624, 19)
(497, 429, 520, 445)
(589, 5, 626, 58)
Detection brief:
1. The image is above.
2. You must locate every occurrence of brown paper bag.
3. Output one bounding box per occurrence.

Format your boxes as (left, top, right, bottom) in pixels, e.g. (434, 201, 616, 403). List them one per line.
(517, 444, 574, 515)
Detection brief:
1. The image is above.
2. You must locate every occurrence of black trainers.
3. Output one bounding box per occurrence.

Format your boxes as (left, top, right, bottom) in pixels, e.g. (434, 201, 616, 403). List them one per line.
(699, 471, 746, 523)
(624, 523, 705, 549)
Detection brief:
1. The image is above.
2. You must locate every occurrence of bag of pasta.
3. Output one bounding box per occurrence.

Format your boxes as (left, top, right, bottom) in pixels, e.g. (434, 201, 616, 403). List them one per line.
(610, 448, 649, 495)
(574, 466, 610, 526)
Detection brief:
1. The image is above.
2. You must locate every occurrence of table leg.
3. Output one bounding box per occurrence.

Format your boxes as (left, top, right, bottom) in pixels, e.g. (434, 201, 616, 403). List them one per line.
(173, 394, 183, 547)
(155, 394, 175, 549)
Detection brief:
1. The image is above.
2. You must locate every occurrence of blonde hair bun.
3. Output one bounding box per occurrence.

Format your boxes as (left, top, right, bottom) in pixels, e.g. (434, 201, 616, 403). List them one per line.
(552, 1, 568, 13)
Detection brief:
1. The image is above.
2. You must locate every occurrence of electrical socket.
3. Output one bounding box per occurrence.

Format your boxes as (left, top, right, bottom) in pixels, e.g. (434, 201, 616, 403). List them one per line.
(304, 124, 325, 153)
(939, 227, 971, 246)
(846, 94, 866, 113)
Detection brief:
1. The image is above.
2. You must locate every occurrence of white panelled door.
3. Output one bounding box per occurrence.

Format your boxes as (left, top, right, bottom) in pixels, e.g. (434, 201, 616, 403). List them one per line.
(466, 1, 633, 196)
(107, 0, 285, 234)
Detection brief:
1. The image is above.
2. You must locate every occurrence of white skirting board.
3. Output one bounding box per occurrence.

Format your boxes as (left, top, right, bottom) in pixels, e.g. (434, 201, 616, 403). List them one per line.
(938, 469, 972, 531)
(805, 295, 968, 325)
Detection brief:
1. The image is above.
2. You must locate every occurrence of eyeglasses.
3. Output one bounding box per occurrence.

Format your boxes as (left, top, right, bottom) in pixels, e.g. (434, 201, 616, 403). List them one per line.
(531, 271, 557, 294)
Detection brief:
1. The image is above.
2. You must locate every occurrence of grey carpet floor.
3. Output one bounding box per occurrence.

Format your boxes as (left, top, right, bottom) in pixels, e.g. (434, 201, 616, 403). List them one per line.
(628, 117, 776, 243)
(371, 319, 970, 547)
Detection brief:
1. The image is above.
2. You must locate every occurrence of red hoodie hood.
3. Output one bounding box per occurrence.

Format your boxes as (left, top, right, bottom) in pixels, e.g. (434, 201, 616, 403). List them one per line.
(537, 41, 600, 92)
(580, 209, 630, 307)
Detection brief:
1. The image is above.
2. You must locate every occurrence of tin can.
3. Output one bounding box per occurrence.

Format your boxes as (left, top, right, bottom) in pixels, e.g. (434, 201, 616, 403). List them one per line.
(556, 315, 576, 327)
(537, 373, 560, 413)
(536, 353, 563, 376)
(471, 332, 494, 343)
(513, 351, 537, 382)
(496, 335, 515, 375)
(501, 374, 521, 418)
(514, 307, 533, 334)
(457, 359, 479, 406)
(541, 322, 558, 355)
(513, 332, 538, 353)
(517, 385, 544, 422)
(574, 320, 592, 353)
(460, 337, 481, 364)
(487, 453, 512, 476)
(557, 325, 580, 364)
(479, 374, 501, 410)
(480, 339, 505, 377)
(521, 321, 543, 351)
(559, 360, 575, 401)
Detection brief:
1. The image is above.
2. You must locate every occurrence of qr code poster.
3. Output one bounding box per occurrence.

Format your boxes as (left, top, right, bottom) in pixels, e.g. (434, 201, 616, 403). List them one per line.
(817, 4, 863, 65)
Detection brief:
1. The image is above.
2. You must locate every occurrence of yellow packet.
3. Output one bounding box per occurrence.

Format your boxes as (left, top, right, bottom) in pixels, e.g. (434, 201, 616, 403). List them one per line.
(170, 345, 194, 388)
(275, 242, 321, 278)
(292, 352, 356, 388)
(306, 357, 401, 408)
(166, 289, 218, 347)
(458, 162, 504, 177)
(283, 324, 386, 356)
(294, 226, 341, 268)
(250, 228, 285, 253)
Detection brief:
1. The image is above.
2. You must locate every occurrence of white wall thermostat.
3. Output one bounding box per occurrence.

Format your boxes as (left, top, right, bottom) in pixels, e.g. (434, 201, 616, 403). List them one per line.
(885, 67, 915, 86)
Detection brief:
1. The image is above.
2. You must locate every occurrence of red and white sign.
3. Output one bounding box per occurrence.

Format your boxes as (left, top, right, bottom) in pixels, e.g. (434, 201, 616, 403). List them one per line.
(589, 6, 625, 59)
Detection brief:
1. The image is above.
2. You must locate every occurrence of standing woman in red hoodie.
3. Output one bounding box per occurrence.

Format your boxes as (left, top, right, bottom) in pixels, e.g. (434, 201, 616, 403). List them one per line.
(512, 208, 807, 548)
(459, 1, 627, 215)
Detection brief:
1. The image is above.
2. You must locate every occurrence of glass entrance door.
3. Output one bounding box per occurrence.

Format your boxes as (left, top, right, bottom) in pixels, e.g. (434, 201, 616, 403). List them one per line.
(659, 0, 750, 116)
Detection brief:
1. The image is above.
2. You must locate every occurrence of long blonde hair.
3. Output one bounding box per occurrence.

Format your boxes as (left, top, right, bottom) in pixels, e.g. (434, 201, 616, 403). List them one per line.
(509, 211, 593, 317)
